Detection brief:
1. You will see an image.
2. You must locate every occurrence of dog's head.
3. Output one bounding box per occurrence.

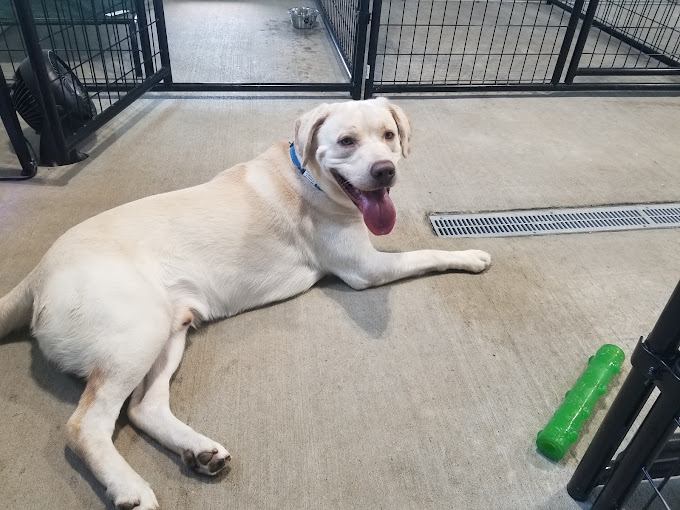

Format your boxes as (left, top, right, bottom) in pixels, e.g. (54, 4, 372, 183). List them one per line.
(294, 98, 412, 236)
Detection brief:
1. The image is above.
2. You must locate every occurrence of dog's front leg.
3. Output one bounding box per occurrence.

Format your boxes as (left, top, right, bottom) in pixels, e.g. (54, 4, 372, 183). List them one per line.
(337, 248, 491, 290)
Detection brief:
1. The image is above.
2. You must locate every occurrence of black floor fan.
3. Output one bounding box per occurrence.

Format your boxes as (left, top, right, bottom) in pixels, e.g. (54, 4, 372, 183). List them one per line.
(11, 50, 95, 166)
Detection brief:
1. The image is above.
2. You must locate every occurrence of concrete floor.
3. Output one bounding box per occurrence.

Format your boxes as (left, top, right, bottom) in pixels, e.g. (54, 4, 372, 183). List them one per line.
(1, 92, 680, 509)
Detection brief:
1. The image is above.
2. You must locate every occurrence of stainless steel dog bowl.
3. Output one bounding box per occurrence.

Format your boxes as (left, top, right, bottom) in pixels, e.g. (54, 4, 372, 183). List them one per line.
(288, 7, 318, 29)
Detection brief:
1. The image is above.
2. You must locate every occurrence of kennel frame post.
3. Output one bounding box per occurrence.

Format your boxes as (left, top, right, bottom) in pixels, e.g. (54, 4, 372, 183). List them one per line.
(132, 0, 156, 79)
(363, 0, 382, 99)
(12, 0, 71, 165)
(151, 0, 172, 85)
(568, 280, 680, 502)
(562, 0, 598, 85)
(350, 0, 370, 99)
(0, 69, 37, 179)
(550, 0, 586, 85)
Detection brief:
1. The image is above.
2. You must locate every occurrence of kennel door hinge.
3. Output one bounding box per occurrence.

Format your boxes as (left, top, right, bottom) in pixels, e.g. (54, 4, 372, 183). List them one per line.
(365, 64, 371, 79)
(357, 7, 371, 26)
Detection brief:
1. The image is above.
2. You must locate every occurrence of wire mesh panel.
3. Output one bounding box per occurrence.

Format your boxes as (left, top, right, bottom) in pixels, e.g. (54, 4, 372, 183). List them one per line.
(560, 0, 680, 74)
(316, 0, 362, 75)
(637, 428, 680, 510)
(0, 0, 169, 162)
(371, 0, 574, 88)
(589, 416, 680, 509)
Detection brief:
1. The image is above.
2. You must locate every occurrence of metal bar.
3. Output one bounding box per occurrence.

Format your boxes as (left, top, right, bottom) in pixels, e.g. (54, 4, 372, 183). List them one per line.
(12, 0, 70, 164)
(373, 83, 557, 93)
(350, 0, 370, 100)
(482, 0, 505, 84)
(503, 0, 532, 84)
(132, 0, 155, 78)
(87, 0, 116, 107)
(371, 83, 680, 93)
(567, 366, 655, 501)
(405, 0, 424, 85)
(128, 19, 143, 78)
(0, 18, 137, 27)
(576, 67, 680, 76)
(314, 0, 352, 79)
(159, 82, 353, 93)
(644, 454, 680, 480)
(641, 468, 673, 510)
(0, 68, 37, 179)
(430, 0, 449, 84)
(63, 0, 93, 118)
(536, 0, 566, 83)
(378, 0, 393, 87)
(394, 0, 407, 85)
(591, 391, 680, 510)
(74, 0, 105, 115)
(468, 0, 490, 85)
(2, 0, 24, 74)
(98, 0, 122, 104)
(145, 0, 159, 78)
(653, 432, 680, 462)
(565, 0, 601, 83)
(151, 0, 172, 84)
(600, 433, 680, 486)
(83, 83, 144, 92)
(645, 280, 680, 357)
(363, 0, 383, 99)
(517, 0, 545, 84)
(104, 0, 129, 100)
(551, 0, 587, 84)
(641, 429, 680, 510)
(66, 67, 169, 149)
(87, 81, 358, 93)
(487, 0, 511, 84)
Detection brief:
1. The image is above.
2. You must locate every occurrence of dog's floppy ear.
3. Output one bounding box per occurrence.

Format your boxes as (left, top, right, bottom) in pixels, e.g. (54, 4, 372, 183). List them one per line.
(377, 97, 412, 158)
(294, 103, 331, 168)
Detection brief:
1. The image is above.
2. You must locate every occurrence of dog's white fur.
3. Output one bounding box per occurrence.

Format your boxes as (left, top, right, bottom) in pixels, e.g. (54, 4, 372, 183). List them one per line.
(0, 98, 490, 509)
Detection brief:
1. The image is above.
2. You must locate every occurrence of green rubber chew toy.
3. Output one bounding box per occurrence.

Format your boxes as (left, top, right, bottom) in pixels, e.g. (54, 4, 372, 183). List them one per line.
(536, 344, 625, 461)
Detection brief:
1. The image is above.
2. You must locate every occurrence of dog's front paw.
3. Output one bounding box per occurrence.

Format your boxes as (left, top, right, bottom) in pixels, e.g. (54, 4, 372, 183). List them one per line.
(460, 249, 491, 273)
(110, 479, 158, 510)
(182, 444, 231, 475)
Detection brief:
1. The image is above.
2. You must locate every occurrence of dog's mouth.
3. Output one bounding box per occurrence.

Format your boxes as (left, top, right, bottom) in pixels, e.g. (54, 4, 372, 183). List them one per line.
(332, 170, 396, 236)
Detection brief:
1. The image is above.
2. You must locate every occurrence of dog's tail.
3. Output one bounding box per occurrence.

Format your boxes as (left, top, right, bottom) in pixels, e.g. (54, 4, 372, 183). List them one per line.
(0, 272, 34, 339)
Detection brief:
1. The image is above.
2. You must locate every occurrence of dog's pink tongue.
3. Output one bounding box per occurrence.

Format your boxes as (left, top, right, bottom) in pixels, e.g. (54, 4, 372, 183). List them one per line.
(357, 189, 396, 235)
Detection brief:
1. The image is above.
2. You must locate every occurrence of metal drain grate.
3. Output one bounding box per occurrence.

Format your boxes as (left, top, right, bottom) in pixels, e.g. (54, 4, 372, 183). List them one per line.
(430, 203, 680, 238)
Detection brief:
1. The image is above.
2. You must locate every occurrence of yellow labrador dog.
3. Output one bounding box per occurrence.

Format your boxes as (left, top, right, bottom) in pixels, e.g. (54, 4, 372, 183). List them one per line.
(0, 98, 490, 509)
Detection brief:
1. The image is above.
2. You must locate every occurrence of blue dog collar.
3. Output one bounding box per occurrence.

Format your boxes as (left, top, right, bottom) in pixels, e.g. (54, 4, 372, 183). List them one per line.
(290, 143, 323, 193)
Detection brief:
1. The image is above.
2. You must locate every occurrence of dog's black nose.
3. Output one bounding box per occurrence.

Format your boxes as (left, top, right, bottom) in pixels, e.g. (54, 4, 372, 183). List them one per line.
(370, 161, 396, 186)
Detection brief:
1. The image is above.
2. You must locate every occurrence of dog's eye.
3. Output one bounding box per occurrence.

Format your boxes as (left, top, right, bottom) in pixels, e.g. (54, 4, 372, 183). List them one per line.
(339, 137, 354, 147)
(385, 131, 395, 140)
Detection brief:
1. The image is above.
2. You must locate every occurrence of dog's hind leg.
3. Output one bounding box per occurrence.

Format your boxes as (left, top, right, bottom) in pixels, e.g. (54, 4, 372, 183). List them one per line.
(67, 352, 164, 510)
(128, 325, 231, 476)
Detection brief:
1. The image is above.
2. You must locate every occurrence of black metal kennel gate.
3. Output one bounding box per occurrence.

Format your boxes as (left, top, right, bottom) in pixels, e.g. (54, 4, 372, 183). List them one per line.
(0, 0, 172, 177)
(364, 0, 680, 96)
(0, 0, 371, 178)
(0, 0, 679, 177)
